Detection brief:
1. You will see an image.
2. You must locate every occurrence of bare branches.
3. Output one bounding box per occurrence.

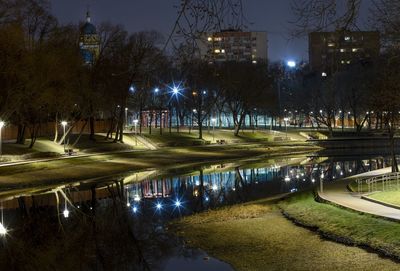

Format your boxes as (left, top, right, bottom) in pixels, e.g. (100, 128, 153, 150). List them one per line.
(370, 0, 400, 46)
(165, 0, 247, 54)
(290, 0, 361, 37)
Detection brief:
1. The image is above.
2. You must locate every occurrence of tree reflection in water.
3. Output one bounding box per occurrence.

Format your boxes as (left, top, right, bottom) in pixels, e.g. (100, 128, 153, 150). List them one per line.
(0, 155, 393, 270)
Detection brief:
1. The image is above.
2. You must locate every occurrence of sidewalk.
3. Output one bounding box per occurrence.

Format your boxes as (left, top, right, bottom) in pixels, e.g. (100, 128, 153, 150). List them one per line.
(318, 168, 400, 221)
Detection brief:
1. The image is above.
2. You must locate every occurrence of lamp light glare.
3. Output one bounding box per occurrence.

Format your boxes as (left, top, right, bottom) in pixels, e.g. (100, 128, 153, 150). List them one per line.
(63, 209, 69, 218)
(287, 60, 296, 68)
(0, 121, 4, 129)
(0, 222, 7, 235)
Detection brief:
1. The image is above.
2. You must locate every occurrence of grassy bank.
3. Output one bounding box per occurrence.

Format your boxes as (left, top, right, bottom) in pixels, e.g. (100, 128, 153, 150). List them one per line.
(280, 192, 400, 259)
(367, 190, 400, 207)
(172, 196, 399, 270)
(0, 142, 318, 189)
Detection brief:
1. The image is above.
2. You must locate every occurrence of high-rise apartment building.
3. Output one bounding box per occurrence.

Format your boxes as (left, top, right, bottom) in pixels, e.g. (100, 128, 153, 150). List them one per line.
(198, 30, 268, 63)
(309, 31, 380, 76)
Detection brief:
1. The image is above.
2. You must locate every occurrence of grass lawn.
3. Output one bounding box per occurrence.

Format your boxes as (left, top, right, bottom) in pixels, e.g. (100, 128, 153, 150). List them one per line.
(280, 192, 400, 259)
(142, 128, 303, 147)
(172, 197, 399, 271)
(367, 190, 400, 207)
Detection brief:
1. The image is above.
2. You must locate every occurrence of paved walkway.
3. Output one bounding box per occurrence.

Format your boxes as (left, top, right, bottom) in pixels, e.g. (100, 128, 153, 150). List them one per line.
(319, 167, 400, 221)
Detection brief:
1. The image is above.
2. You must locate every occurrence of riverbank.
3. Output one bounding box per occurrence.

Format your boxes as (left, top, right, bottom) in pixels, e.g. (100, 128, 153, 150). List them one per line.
(0, 139, 319, 190)
(172, 194, 399, 270)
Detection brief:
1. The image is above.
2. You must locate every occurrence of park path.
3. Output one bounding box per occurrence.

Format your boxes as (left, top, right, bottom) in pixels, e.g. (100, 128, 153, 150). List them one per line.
(318, 167, 400, 221)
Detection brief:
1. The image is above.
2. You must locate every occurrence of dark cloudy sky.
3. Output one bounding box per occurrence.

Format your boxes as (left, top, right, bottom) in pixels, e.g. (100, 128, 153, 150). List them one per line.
(49, 0, 373, 62)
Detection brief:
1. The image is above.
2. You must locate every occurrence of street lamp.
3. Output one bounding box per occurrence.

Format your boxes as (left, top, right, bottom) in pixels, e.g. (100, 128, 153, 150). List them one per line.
(287, 60, 296, 68)
(125, 107, 128, 130)
(61, 121, 67, 153)
(284, 117, 289, 140)
(0, 121, 4, 157)
(211, 118, 217, 142)
(133, 119, 138, 146)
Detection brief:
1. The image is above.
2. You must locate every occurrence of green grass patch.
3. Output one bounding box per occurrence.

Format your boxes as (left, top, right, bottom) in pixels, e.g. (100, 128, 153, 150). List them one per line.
(172, 196, 399, 271)
(368, 190, 400, 207)
(280, 192, 400, 259)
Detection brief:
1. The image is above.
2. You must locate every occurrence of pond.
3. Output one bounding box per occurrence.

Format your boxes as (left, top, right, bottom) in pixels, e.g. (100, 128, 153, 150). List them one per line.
(0, 153, 393, 270)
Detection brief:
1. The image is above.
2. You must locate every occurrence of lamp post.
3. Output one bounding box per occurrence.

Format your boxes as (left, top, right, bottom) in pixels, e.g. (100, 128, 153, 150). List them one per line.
(61, 121, 67, 153)
(125, 108, 128, 130)
(211, 118, 217, 142)
(133, 119, 138, 146)
(0, 121, 4, 157)
(284, 117, 289, 140)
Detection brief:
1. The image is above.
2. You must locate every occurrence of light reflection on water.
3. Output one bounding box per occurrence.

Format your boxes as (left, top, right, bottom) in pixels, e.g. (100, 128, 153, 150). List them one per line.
(0, 154, 393, 270)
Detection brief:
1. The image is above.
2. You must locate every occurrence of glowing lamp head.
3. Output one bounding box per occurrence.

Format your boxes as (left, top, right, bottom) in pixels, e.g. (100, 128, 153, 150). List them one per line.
(0, 222, 7, 235)
(284, 176, 290, 182)
(133, 195, 141, 202)
(211, 118, 217, 123)
(0, 121, 4, 129)
(175, 200, 181, 207)
(126, 202, 131, 207)
(287, 60, 296, 68)
(63, 209, 69, 218)
(129, 86, 135, 92)
(154, 88, 159, 93)
(133, 119, 139, 125)
(173, 87, 179, 95)
(156, 203, 162, 210)
(133, 206, 138, 213)
(212, 184, 218, 191)
(61, 121, 67, 127)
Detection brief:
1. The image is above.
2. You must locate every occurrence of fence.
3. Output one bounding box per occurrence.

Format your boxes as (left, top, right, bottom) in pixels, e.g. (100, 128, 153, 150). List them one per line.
(356, 172, 400, 193)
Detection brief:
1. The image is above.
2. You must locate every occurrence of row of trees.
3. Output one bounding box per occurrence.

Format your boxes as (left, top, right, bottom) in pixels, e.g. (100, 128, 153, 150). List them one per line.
(0, 0, 277, 148)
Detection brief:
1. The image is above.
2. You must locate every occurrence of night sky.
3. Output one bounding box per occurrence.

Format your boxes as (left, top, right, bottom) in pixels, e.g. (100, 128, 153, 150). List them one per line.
(50, 0, 373, 62)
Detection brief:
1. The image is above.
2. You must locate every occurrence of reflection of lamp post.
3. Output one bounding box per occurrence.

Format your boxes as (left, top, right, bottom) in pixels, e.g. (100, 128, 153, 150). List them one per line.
(61, 121, 67, 153)
(0, 121, 4, 157)
(284, 117, 289, 140)
(133, 119, 138, 146)
(211, 118, 216, 142)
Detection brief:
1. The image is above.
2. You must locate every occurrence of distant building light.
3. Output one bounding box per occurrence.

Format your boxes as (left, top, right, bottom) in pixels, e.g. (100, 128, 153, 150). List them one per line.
(352, 48, 358, 52)
(344, 36, 351, 41)
(252, 60, 257, 64)
(347, 60, 351, 64)
(341, 60, 345, 64)
(328, 42, 335, 47)
(221, 49, 225, 53)
(214, 49, 221, 53)
(207, 37, 212, 42)
(322, 72, 327, 77)
(340, 48, 346, 53)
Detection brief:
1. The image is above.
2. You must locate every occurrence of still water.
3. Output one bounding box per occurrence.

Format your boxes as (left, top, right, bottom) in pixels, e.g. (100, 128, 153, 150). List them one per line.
(0, 153, 392, 270)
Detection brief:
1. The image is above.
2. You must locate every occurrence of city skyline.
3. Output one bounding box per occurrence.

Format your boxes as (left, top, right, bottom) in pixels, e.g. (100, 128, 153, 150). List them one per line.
(50, 0, 373, 62)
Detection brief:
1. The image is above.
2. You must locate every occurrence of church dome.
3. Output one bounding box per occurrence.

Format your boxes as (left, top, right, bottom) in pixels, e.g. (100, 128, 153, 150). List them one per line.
(81, 22, 96, 35)
(81, 12, 96, 35)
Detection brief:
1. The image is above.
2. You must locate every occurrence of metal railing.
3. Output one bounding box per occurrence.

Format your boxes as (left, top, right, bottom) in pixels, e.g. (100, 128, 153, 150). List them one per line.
(356, 172, 400, 193)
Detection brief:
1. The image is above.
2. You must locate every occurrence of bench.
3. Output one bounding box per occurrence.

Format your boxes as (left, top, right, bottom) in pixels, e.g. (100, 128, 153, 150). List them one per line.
(216, 139, 227, 145)
(64, 149, 76, 156)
